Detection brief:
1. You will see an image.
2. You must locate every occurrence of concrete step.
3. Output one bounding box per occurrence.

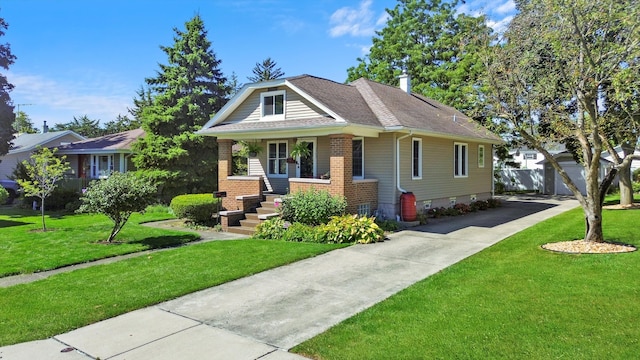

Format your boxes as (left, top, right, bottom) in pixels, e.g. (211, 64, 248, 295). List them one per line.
(226, 226, 256, 236)
(257, 207, 278, 215)
(240, 219, 260, 228)
(244, 213, 260, 221)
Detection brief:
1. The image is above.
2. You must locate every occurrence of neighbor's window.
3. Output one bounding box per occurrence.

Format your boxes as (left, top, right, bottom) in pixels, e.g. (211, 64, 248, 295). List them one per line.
(454, 142, 468, 177)
(524, 153, 537, 160)
(352, 137, 364, 179)
(412, 138, 422, 179)
(478, 145, 485, 168)
(261, 90, 285, 119)
(92, 155, 114, 179)
(268, 141, 288, 176)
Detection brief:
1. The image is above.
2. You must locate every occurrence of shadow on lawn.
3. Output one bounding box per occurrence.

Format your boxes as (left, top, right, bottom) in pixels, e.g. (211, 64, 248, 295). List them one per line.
(0, 219, 33, 228)
(131, 233, 201, 249)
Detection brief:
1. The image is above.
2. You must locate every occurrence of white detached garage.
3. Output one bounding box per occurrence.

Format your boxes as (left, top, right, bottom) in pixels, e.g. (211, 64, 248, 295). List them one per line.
(541, 152, 612, 196)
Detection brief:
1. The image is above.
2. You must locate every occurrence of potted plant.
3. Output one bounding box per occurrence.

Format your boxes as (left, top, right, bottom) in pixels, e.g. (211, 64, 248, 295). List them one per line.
(290, 141, 311, 160)
(241, 141, 263, 157)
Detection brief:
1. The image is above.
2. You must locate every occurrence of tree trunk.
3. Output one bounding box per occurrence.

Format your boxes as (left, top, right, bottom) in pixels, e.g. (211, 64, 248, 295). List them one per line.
(41, 197, 46, 231)
(584, 212, 604, 242)
(619, 164, 633, 205)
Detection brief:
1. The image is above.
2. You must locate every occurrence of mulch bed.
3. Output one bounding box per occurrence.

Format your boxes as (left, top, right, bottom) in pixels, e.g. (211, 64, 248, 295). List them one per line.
(542, 240, 636, 254)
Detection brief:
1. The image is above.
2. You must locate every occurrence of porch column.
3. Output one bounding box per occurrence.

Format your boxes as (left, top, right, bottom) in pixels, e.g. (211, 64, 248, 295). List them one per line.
(329, 134, 355, 212)
(217, 139, 234, 210)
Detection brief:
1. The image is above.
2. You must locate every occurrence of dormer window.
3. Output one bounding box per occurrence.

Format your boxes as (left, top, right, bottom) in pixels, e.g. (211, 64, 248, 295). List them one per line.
(260, 90, 285, 120)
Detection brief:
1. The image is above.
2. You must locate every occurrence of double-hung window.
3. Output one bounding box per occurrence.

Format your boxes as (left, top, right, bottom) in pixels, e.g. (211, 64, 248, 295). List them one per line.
(412, 138, 422, 179)
(268, 141, 288, 177)
(261, 90, 285, 120)
(352, 138, 364, 179)
(454, 143, 468, 177)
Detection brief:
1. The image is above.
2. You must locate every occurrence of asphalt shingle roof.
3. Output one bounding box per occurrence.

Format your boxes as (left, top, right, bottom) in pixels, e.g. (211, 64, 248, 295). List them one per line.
(56, 128, 145, 152)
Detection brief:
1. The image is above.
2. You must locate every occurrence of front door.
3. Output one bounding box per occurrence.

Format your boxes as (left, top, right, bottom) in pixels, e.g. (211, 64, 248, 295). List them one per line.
(296, 139, 316, 178)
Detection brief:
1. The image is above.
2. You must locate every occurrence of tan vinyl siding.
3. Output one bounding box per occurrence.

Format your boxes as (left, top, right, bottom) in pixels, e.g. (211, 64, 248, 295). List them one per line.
(223, 87, 325, 124)
(406, 137, 492, 201)
(361, 133, 395, 205)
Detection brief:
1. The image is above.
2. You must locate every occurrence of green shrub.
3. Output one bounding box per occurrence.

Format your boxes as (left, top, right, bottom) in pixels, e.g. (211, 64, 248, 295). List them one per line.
(279, 189, 346, 225)
(633, 182, 640, 193)
(487, 198, 501, 208)
(375, 218, 400, 232)
(0, 187, 8, 204)
(320, 215, 384, 244)
(78, 172, 158, 242)
(633, 168, 640, 182)
(282, 222, 321, 242)
(470, 200, 489, 211)
(24, 187, 80, 211)
(254, 217, 287, 240)
(169, 194, 219, 224)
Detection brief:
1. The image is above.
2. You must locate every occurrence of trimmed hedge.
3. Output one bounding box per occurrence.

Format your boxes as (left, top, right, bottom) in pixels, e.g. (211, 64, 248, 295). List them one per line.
(170, 194, 219, 224)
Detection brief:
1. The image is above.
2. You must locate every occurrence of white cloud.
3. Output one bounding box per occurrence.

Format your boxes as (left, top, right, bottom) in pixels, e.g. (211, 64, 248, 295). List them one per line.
(495, 0, 516, 15)
(8, 72, 132, 126)
(487, 15, 514, 34)
(329, 0, 379, 38)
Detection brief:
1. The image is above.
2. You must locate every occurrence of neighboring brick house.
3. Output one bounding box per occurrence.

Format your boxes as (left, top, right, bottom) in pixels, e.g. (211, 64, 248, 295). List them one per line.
(197, 74, 502, 231)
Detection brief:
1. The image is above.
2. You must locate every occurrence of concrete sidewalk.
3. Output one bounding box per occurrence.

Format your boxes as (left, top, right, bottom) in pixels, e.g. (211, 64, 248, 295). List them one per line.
(0, 196, 578, 360)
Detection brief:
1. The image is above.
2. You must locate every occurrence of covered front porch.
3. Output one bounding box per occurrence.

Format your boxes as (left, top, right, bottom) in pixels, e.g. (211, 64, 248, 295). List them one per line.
(217, 134, 379, 225)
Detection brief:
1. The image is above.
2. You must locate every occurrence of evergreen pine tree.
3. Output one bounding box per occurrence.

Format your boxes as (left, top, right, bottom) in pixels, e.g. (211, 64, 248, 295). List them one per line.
(0, 16, 16, 157)
(247, 57, 285, 82)
(133, 15, 228, 201)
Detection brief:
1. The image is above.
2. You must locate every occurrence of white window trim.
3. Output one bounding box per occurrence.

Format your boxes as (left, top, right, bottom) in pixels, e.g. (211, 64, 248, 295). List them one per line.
(260, 90, 285, 121)
(267, 140, 288, 178)
(454, 142, 468, 178)
(478, 144, 485, 168)
(412, 138, 422, 180)
(352, 137, 364, 180)
(91, 154, 114, 179)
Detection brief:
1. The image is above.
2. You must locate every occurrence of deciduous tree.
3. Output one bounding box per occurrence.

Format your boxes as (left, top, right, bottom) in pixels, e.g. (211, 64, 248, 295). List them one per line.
(17, 147, 70, 231)
(0, 15, 16, 157)
(78, 172, 157, 242)
(13, 111, 38, 134)
(346, 0, 491, 116)
(133, 15, 228, 201)
(482, 0, 640, 242)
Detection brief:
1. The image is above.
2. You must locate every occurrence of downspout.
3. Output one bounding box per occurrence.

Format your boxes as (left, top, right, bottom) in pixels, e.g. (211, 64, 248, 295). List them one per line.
(396, 132, 412, 193)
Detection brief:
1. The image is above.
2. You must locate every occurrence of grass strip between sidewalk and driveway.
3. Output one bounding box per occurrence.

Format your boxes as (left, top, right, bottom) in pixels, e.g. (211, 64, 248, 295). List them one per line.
(0, 239, 346, 346)
(0, 206, 197, 278)
(294, 205, 640, 359)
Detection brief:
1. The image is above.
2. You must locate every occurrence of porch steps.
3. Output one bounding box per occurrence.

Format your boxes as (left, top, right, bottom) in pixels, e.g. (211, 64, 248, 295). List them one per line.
(226, 194, 283, 236)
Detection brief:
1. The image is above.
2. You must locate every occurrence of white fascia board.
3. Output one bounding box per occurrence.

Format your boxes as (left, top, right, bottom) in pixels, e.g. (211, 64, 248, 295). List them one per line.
(211, 124, 380, 140)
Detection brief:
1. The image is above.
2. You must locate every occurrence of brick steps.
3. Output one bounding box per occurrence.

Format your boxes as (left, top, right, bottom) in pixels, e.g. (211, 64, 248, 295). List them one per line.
(225, 194, 284, 235)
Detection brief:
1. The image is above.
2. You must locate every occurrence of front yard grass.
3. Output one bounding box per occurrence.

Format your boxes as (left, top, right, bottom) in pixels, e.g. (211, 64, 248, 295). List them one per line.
(294, 205, 640, 359)
(0, 206, 198, 277)
(0, 239, 345, 346)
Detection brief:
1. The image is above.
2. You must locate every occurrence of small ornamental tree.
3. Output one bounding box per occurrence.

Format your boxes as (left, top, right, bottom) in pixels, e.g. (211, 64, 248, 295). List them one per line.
(78, 172, 157, 242)
(17, 147, 70, 231)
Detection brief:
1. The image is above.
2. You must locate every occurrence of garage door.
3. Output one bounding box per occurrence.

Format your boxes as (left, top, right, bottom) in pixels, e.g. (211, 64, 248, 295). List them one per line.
(555, 164, 587, 195)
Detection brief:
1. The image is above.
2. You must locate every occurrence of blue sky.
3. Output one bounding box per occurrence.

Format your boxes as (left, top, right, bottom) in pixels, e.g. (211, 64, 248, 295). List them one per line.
(1, 0, 515, 128)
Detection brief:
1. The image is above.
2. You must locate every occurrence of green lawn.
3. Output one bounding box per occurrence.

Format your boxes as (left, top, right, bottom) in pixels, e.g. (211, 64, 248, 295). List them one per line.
(0, 239, 345, 346)
(294, 205, 640, 359)
(0, 206, 198, 277)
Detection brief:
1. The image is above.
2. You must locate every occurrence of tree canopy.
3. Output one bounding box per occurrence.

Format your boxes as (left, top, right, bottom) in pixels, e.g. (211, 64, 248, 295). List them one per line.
(13, 111, 38, 134)
(346, 0, 491, 116)
(247, 57, 285, 82)
(0, 15, 16, 157)
(482, 0, 640, 242)
(132, 15, 228, 201)
(52, 115, 103, 138)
